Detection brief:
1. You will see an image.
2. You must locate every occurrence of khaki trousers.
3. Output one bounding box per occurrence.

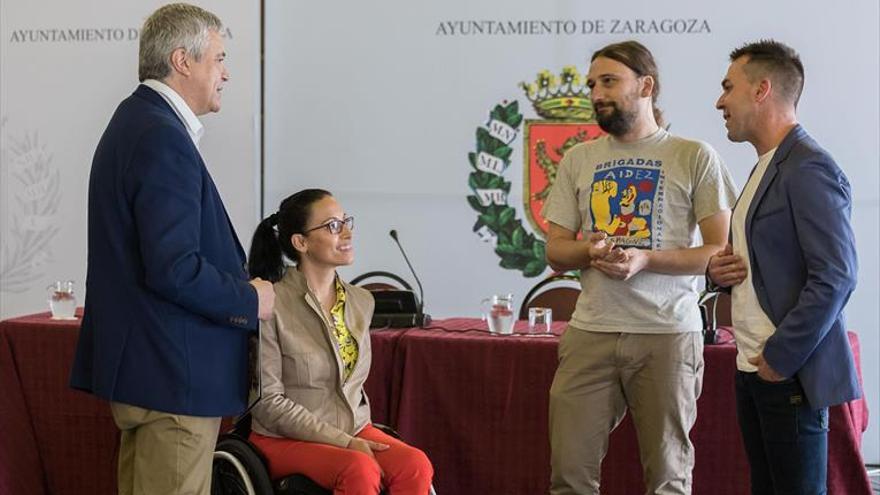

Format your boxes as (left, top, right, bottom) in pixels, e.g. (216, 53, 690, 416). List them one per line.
(110, 402, 221, 495)
(549, 328, 704, 495)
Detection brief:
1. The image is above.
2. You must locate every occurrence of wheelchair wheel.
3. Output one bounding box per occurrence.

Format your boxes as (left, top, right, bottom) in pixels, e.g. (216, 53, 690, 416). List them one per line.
(212, 436, 274, 495)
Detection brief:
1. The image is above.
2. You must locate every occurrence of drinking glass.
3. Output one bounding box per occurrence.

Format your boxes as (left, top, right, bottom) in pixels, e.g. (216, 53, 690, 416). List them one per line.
(528, 307, 553, 334)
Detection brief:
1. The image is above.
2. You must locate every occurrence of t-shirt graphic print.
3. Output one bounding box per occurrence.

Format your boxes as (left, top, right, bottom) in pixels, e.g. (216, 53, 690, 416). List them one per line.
(589, 159, 663, 249)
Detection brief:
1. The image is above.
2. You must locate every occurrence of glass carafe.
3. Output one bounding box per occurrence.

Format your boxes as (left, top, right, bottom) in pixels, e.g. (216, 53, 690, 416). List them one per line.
(47, 280, 77, 319)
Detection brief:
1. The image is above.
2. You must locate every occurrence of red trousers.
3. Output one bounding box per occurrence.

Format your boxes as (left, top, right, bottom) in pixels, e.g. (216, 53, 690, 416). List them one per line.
(250, 424, 433, 495)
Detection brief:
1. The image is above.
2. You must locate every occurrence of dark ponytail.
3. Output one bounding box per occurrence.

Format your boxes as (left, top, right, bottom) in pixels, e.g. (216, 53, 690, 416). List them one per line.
(247, 189, 332, 282)
(247, 214, 284, 282)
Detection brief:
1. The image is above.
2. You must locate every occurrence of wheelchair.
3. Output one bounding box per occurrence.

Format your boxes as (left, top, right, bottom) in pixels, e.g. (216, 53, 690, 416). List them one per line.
(212, 413, 436, 495)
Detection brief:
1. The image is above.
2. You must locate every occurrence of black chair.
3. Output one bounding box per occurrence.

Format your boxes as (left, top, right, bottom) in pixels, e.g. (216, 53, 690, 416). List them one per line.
(351, 271, 427, 328)
(212, 414, 436, 495)
(350, 271, 413, 292)
(518, 272, 580, 321)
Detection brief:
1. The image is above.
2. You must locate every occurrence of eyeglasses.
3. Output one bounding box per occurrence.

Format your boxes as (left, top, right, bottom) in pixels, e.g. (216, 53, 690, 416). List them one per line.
(303, 216, 354, 235)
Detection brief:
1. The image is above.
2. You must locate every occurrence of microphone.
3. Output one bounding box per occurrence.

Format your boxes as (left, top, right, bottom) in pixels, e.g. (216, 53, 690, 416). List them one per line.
(389, 229, 430, 327)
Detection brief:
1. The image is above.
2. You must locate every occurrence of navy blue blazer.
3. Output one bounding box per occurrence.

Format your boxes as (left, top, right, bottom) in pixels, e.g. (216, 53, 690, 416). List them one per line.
(70, 85, 258, 417)
(743, 124, 859, 409)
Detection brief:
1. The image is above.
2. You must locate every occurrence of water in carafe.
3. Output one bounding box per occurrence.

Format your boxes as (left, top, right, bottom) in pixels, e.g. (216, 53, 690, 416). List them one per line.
(47, 280, 76, 319)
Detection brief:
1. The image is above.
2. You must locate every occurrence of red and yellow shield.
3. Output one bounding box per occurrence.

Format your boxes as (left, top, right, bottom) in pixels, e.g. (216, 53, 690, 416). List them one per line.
(523, 120, 604, 237)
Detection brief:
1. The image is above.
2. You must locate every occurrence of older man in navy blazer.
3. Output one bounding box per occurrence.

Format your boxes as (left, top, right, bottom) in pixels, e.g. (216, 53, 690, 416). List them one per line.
(709, 40, 859, 495)
(70, 4, 274, 494)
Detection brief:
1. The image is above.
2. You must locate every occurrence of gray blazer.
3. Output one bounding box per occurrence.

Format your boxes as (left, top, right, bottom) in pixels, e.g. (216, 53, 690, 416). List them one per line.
(251, 269, 375, 447)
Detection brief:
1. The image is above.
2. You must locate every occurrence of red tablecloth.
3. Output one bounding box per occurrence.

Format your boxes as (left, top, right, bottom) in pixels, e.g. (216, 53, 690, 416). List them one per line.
(0, 314, 871, 495)
(392, 318, 872, 495)
(0, 311, 118, 495)
(363, 327, 409, 426)
(0, 312, 406, 495)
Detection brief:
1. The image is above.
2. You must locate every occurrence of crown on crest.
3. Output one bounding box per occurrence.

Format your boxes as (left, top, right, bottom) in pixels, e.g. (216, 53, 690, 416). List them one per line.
(520, 66, 595, 121)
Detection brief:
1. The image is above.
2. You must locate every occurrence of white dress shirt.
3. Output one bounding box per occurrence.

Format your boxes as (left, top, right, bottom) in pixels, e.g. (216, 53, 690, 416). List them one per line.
(142, 79, 204, 148)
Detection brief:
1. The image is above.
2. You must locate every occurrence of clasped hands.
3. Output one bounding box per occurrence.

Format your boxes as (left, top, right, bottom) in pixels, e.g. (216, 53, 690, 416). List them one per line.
(586, 232, 648, 281)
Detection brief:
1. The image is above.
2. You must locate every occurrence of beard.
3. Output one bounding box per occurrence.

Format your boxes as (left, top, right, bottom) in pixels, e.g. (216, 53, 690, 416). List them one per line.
(595, 102, 639, 136)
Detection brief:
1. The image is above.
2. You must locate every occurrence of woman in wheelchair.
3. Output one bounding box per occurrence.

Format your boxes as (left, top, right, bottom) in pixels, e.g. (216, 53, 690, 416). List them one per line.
(246, 189, 434, 494)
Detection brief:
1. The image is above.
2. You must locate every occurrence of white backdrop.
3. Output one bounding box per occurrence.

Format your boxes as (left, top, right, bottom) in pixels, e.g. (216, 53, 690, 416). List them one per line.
(0, 0, 261, 318)
(0, 0, 876, 464)
(264, 0, 879, 461)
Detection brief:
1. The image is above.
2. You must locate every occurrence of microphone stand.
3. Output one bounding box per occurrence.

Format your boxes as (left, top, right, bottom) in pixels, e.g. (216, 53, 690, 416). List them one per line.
(389, 229, 431, 327)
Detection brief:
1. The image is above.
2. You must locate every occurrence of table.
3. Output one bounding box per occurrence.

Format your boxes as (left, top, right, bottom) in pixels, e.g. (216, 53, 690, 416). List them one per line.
(0, 313, 872, 495)
(392, 318, 872, 495)
(0, 312, 405, 495)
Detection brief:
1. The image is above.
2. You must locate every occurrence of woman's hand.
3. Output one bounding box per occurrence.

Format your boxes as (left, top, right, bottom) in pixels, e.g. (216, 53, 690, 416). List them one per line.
(347, 437, 389, 459)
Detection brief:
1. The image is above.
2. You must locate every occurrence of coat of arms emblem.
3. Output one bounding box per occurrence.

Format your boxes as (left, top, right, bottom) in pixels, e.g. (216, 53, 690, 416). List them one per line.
(467, 67, 603, 277)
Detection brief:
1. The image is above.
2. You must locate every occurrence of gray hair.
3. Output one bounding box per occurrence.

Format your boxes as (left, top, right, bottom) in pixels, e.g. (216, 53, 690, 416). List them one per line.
(138, 3, 223, 82)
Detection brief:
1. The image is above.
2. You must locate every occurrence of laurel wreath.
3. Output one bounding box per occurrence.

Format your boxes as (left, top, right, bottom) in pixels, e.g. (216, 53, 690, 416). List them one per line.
(0, 118, 61, 293)
(467, 100, 547, 278)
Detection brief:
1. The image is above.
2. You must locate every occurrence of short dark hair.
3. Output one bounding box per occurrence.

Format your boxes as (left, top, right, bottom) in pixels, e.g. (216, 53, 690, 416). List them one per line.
(729, 39, 804, 107)
(591, 40, 664, 127)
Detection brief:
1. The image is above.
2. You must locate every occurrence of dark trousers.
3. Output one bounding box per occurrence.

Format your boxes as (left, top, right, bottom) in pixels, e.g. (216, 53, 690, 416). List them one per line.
(735, 371, 828, 495)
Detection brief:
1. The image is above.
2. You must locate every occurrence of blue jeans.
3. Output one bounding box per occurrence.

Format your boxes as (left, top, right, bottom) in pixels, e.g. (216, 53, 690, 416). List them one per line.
(735, 371, 828, 495)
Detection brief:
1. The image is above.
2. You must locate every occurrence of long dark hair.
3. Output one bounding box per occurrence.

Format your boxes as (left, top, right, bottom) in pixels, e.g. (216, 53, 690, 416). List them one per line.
(591, 40, 664, 127)
(248, 189, 332, 283)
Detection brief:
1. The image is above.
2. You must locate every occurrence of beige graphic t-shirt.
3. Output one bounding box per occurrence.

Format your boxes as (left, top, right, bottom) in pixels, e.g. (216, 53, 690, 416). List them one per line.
(543, 128, 737, 333)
